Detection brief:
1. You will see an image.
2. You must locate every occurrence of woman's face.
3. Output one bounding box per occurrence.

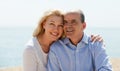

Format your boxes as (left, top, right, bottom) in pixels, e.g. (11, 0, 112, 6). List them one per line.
(43, 15, 63, 41)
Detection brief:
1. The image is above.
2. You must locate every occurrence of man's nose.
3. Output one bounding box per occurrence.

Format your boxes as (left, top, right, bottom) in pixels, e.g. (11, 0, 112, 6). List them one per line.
(65, 23, 72, 26)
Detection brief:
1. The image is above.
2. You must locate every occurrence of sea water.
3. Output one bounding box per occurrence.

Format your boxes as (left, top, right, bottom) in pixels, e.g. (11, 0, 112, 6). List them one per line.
(0, 27, 120, 68)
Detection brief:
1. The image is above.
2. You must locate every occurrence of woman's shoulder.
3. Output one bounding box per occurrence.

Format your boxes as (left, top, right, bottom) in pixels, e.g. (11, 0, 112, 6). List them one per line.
(24, 37, 37, 53)
(25, 37, 38, 47)
(23, 46, 36, 57)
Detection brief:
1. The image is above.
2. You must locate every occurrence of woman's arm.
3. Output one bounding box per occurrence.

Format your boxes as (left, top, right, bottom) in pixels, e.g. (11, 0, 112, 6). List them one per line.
(23, 47, 37, 71)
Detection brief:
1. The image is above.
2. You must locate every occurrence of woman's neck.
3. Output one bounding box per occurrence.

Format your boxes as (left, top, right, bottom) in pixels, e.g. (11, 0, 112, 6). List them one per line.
(37, 34, 53, 53)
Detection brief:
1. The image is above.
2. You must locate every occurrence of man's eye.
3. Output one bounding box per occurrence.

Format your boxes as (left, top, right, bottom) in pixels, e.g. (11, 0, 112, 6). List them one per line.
(71, 20, 77, 24)
(59, 25, 63, 28)
(64, 20, 67, 24)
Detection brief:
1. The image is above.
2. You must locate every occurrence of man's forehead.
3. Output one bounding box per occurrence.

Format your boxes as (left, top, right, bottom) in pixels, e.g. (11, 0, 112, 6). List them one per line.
(64, 12, 80, 20)
(65, 12, 79, 16)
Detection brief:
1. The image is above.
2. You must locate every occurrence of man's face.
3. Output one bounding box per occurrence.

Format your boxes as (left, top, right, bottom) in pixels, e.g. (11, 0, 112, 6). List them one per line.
(63, 12, 86, 40)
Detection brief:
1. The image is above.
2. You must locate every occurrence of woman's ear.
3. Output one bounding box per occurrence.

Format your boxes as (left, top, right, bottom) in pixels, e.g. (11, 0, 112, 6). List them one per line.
(43, 22, 46, 29)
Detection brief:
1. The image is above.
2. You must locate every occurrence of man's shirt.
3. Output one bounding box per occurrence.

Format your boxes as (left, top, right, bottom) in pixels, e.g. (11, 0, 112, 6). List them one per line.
(47, 34, 112, 71)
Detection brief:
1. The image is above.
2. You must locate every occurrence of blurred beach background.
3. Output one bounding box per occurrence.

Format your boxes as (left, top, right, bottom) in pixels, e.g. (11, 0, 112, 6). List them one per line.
(0, 0, 120, 71)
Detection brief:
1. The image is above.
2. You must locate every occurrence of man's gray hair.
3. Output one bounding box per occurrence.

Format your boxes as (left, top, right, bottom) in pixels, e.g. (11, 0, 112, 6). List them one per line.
(64, 9, 85, 23)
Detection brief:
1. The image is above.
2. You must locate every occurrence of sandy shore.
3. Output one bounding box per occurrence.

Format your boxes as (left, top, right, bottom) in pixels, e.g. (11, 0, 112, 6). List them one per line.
(0, 58, 120, 71)
(0, 66, 22, 71)
(110, 58, 120, 71)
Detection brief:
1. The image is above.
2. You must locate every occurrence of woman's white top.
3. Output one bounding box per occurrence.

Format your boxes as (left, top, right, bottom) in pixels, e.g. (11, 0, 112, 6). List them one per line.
(23, 37, 48, 71)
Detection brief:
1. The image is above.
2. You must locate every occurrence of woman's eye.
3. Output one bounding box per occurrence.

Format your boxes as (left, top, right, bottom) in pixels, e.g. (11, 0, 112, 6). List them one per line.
(58, 25, 63, 28)
(50, 22, 54, 25)
(61, 25, 64, 27)
(49, 22, 55, 28)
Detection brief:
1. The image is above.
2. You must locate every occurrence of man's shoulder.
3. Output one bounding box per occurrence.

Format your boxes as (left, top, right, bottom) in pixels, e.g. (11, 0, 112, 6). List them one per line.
(88, 41, 105, 52)
(90, 41, 103, 47)
(84, 34, 104, 49)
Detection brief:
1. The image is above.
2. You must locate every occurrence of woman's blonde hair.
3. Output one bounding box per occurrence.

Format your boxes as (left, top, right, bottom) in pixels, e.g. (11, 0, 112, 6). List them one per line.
(33, 10, 64, 37)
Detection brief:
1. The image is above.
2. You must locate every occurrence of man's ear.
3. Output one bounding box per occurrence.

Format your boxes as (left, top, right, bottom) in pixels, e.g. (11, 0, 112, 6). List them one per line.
(83, 22, 86, 29)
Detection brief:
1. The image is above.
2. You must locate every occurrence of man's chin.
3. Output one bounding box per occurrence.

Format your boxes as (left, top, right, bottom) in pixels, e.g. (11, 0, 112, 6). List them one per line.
(66, 35, 72, 39)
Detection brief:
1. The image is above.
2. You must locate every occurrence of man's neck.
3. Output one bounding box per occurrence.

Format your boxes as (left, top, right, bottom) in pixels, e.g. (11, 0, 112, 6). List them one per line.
(69, 34, 83, 46)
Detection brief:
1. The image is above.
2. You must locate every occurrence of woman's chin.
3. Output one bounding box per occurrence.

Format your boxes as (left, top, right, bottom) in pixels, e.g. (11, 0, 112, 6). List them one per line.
(52, 38, 59, 42)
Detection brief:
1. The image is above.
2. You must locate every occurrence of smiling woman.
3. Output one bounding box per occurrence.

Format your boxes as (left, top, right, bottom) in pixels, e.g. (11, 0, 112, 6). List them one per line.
(23, 10, 64, 71)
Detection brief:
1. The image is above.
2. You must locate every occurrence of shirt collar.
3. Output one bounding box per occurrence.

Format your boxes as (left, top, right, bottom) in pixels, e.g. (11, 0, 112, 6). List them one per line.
(81, 33, 89, 44)
(63, 33, 89, 45)
(63, 37, 70, 44)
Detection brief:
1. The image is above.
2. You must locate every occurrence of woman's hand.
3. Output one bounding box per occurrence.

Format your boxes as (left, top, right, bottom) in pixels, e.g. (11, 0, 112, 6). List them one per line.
(91, 35, 103, 42)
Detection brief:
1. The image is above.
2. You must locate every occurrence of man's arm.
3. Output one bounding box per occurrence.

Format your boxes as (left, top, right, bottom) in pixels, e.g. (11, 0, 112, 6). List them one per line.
(94, 42, 112, 71)
(47, 50, 61, 71)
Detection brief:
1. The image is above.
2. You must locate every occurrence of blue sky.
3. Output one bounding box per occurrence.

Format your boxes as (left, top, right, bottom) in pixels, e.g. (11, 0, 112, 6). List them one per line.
(0, 0, 120, 28)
